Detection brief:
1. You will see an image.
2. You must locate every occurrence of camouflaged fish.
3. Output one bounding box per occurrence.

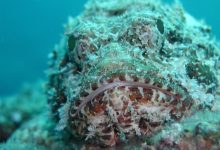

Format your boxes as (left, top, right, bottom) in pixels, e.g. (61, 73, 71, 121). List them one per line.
(47, 0, 220, 147)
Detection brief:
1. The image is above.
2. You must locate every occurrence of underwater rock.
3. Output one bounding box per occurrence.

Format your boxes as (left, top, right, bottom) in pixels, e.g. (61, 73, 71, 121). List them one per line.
(0, 81, 46, 142)
(46, 0, 220, 148)
(0, 113, 76, 150)
(147, 100, 220, 150)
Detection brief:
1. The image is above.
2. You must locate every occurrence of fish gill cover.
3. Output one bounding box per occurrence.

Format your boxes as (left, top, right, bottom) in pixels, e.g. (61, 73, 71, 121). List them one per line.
(0, 0, 220, 149)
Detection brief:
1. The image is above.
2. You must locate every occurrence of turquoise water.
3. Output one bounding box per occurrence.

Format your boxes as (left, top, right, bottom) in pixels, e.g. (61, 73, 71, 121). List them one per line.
(0, 0, 219, 96)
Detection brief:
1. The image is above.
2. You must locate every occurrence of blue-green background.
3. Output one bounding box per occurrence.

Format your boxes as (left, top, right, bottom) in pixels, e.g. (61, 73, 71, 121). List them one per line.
(0, 0, 219, 96)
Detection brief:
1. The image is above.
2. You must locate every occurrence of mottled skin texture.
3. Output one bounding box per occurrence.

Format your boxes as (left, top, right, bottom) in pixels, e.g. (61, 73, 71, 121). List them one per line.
(1, 0, 220, 149)
(73, 81, 184, 117)
(46, 0, 220, 147)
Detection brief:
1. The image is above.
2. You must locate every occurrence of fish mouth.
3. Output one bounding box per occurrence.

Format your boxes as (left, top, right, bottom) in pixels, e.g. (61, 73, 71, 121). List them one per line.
(68, 72, 193, 146)
(72, 80, 180, 117)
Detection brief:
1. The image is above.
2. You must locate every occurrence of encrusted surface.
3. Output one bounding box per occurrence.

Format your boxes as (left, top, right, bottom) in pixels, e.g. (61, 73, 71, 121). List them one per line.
(0, 81, 46, 142)
(46, 0, 220, 147)
(0, 0, 220, 149)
